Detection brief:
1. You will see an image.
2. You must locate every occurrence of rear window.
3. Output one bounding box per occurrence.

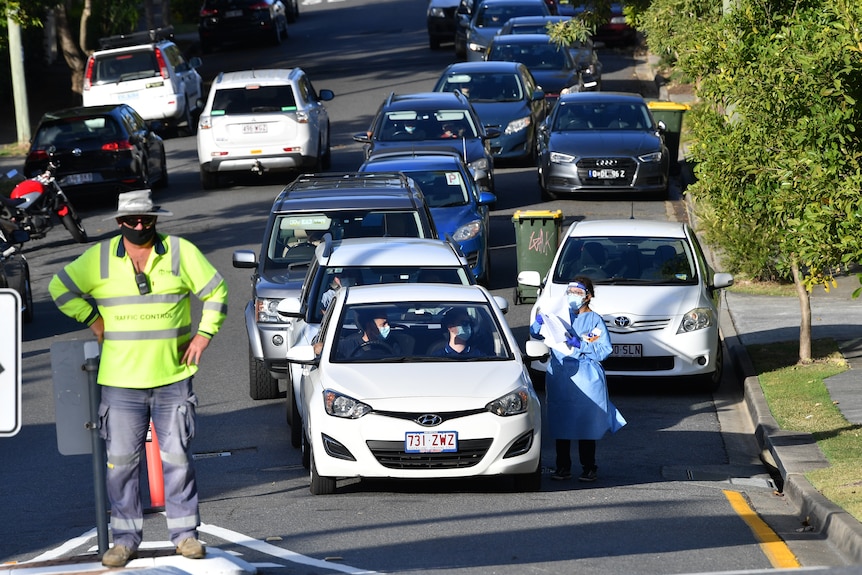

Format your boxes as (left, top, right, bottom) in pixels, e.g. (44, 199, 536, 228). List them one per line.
(34, 117, 121, 148)
(93, 52, 159, 84)
(211, 85, 297, 115)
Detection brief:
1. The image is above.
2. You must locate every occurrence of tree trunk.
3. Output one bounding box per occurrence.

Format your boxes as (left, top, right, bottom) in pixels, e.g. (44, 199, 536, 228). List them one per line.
(791, 260, 813, 364)
(56, 0, 88, 97)
(144, 0, 154, 30)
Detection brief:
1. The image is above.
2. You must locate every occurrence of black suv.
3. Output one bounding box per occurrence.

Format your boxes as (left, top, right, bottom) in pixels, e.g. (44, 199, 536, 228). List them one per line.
(353, 91, 499, 192)
(232, 172, 438, 400)
(198, 0, 294, 53)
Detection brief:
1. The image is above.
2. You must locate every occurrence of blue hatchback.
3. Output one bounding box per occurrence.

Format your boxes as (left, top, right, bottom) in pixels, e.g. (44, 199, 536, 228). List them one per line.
(358, 151, 496, 285)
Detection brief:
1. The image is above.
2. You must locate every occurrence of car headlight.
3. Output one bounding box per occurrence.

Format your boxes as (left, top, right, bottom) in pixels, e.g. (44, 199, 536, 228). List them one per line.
(505, 116, 531, 135)
(467, 42, 486, 53)
(486, 386, 530, 416)
(323, 389, 373, 419)
(550, 151, 576, 164)
(638, 151, 663, 163)
(255, 297, 285, 323)
(452, 219, 482, 242)
(428, 6, 446, 17)
(469, 157, 490, 173)
(677, 308, 714, 333)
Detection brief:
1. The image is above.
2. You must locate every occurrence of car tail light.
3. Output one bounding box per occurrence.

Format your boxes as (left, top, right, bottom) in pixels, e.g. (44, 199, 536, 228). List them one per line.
(154, 48, 169, 80)
(249, 1, 269, 9)
(83, 58, 95, 91)
(26, 150, 49, 163)
(200, 6, 219, 16)
(296, 110, 309, 124)
(102, 140, 135, 152)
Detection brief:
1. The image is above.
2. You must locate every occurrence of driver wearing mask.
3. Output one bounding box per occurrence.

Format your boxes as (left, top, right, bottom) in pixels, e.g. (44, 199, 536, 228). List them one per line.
(338, 309, 403, 359)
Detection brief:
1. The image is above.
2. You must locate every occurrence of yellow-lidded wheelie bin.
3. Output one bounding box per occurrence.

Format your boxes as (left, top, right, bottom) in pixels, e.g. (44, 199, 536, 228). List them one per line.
(647, 100, 690, 175)
(512, 209, 563, 304)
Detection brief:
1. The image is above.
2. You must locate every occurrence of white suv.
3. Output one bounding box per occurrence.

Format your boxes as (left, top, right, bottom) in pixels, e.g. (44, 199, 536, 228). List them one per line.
(196, 68, 335, 189)
(82, 27, 203, 136)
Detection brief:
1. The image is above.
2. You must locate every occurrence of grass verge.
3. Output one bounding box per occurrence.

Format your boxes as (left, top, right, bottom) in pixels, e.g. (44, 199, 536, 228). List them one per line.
(746, 338, 862, 523)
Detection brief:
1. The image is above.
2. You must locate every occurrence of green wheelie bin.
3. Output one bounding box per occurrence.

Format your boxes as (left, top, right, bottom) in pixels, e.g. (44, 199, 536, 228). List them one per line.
(647, 100, 690, 175)
(512, 209, 563, 304)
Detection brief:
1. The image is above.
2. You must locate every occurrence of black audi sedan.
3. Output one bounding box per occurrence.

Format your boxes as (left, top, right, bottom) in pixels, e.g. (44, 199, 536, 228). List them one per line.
(23, 104, 168, 199)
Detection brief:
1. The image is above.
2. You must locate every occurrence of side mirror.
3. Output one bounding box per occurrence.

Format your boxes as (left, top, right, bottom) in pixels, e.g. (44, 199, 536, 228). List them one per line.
(189, 56, 203, 69)
(353, 132, 371, 143)
(319, 89, 335, 102)
(517, 270, 542, 288)
(492, 295, 509, 315)
(657, 120, 667, 132)
(286, 344, 318, 365)
(232, 249, 257, 269)
(524, 340, 550, 362)
(477, 191, 496, 206)
(276, 297, 303, 319)
(712, 272, 734, 290)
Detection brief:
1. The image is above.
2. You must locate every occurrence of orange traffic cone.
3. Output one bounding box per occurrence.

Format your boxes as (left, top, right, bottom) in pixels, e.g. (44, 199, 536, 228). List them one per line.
(145, 421, 165, 511)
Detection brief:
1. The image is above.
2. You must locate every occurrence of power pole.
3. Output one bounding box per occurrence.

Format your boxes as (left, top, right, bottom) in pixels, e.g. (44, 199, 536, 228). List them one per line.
(7, 8, 31, 147)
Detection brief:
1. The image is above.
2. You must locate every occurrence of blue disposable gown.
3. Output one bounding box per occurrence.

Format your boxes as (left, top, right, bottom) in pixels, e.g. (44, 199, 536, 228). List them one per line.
(532, 309, 626, 440)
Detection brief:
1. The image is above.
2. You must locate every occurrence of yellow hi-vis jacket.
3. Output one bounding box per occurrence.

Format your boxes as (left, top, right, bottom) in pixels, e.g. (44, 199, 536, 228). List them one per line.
(49, 233, 228, 389)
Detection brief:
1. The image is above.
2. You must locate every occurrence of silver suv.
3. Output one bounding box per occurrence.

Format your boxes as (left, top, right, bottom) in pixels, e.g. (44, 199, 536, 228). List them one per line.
(232, 172, 439, 403)
(276, 235, 476, 448)
(82, 27, 203, 136)
(197, 68, 334, 189)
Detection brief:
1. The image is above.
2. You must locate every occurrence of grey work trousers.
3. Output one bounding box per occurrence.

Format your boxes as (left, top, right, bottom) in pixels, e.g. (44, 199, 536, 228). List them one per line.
(98, 377, 200, 550)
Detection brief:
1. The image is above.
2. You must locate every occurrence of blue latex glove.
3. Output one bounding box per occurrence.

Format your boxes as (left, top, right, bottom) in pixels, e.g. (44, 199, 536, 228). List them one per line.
(566, 334, 581, 348)
(535, 314, 544, 325)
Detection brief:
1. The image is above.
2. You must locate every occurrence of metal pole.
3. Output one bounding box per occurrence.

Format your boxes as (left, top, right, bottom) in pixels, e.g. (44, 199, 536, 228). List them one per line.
(83, 342, 109, 554)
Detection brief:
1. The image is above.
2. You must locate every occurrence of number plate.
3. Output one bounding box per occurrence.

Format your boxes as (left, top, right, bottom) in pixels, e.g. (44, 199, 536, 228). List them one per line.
(225, 9, 243, 17)
(63, 173, 93, 186)
(611, 343, 642, 357)
(405, 431, 458, 453)
(117, 92, 139, 101)
(588, 168, 623, 179)
(242, 123, 268, 134)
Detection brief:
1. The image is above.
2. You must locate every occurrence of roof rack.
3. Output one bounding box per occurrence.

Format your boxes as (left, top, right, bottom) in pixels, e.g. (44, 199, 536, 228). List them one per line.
(98, 26, 175, 50)
(289, 172, 412, 190)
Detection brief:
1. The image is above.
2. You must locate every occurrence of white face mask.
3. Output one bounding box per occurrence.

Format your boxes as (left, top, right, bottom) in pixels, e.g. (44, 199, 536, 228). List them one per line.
(378, 324, 391, 339)
(567, 294, 585, 310)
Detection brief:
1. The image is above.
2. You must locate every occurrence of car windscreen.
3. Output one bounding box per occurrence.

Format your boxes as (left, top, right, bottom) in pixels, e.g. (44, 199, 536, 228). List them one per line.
(439, 72, 523, 103)
(211, 85, 298, 115)
(263, 210, 425, 272)
(380, 111, 478, 141)
(408, 170, 470, 208)
(552, 236, 697, 285)
(553, 101, 651, 131)
(329, 301, 511, 362)
(488, 42, 572, 70)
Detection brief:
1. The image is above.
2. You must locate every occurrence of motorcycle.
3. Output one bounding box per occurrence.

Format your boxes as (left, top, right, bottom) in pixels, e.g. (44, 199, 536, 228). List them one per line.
(0, 223, 33, 323)
(2, 159, 88, 244)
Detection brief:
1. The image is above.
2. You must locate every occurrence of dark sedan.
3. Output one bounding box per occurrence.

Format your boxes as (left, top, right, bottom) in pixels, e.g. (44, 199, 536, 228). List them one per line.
(23, 104, 168, 198)
(536, 91, 669, 200)
(485, 34, 588, 105)
(198, 0, 291, 53)
(432, 60, 547, 164)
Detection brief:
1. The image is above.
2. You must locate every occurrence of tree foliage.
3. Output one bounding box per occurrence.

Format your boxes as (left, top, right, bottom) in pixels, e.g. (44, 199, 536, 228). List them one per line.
(633, 0, 862, 362)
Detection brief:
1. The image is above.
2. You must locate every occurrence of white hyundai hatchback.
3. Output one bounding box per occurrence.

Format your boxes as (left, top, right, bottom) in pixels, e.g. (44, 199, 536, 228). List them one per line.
(196, 68, 334, 189)
(285, 283, 544, 495)
(519, 219, 734, 391)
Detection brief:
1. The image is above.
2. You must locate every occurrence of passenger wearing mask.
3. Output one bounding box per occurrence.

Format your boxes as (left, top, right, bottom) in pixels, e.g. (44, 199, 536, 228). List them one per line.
(433, 307, 487, 358)
(530, 275, 626, 482)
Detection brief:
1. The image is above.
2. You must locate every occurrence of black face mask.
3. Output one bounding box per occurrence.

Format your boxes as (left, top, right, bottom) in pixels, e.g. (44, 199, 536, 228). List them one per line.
(121, 224, 157, 246)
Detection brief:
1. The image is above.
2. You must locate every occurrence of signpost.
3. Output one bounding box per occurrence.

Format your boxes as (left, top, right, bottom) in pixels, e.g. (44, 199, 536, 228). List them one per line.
(0, 289, 22, 438)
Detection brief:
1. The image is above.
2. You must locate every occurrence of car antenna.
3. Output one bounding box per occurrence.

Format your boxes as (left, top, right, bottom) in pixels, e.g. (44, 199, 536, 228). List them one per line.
(630, 202, 635, 219)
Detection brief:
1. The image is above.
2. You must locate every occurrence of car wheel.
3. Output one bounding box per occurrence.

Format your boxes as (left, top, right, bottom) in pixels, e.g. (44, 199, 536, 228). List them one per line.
(249, 347, 280, 400)
(512, 461, 542, 492)
(310, 452, 336, 495)
(311, 137, 325, 172)
(271, 17, 283, 45)
(21, 267, 33, 324)
(153, 149, 169, 189)
(698, 339, 724, 393)
(321, 129, 332, 170)
(538, 170, 555, 202)
(429, 35, 441, 50)
(200, 167, 220, 190)
(180, 102, 197, 137)
(287, 0, 299, 22)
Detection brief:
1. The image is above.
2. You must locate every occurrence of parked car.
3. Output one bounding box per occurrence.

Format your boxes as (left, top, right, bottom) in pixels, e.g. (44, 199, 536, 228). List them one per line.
(353, 91, 499, 192)
(0, 225, 33, 323)
(456, 0, 552, 60)
(557, 1, 636, 46)
(519, 218, 734, 391)
(82, 27, 203, 136)
(427, 0, 461, 49)
(23, 104, 168, 197)
(198, 0, 293, 53)
(276, 236, 477, 449)
(358, 151, 496, 283)
(497, 16, 602, 88)
(432, 60, 547, 164)
(484, 33, 589, 105)
(283, 282, 543, 494)
(536, 91, 670, 200)
(196, 68, 334, 189)
(232, 172, 439, 402)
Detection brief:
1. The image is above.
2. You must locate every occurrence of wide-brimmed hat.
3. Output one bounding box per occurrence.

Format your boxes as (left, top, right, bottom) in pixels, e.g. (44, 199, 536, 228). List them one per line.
(103, 190, 173, 220)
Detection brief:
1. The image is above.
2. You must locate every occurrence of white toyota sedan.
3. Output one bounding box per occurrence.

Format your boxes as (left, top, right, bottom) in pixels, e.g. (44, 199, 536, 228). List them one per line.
(518, 219, 734, 391)
(285, 283, 544, 495)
